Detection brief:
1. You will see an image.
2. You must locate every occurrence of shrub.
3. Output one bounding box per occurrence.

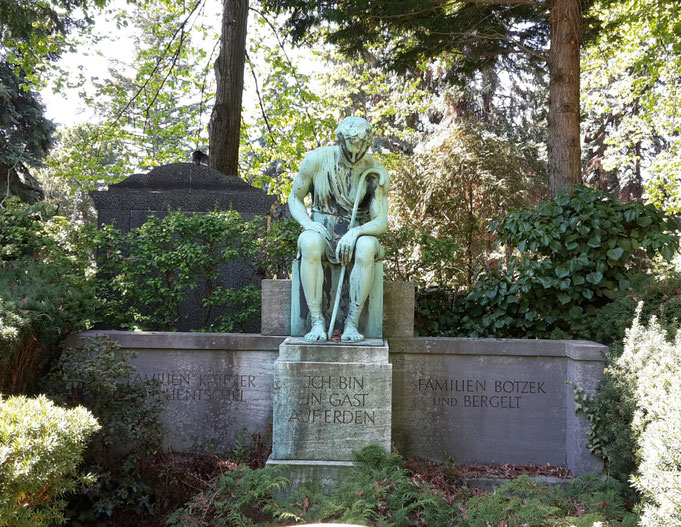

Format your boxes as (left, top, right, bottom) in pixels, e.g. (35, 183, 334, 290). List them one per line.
(0, 198, 96, 394)
(621, 314, 681, 525)
(566, 267, 681, 347)
(44, 336, 164, 520)
(0, 394, 100, 527)
(256, 216, 299, 280)
(95, 210, 262, 332)
(167, 446, 638, 527)
(460, 185, 679, 338)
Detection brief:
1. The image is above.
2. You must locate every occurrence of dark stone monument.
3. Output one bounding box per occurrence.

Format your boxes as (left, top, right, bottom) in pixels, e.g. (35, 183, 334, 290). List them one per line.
(91, 163, 276, 331)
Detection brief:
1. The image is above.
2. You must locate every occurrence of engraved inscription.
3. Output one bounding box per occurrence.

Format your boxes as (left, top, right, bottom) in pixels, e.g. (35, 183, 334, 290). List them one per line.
(417, 377, 549, 409)
(131, 371, 257, 402)
(286, 375, 376, 425)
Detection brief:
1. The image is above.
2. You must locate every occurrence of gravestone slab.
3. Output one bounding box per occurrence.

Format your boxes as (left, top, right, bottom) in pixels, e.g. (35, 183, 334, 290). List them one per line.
(66, 330, 281, 453)
(389, 337, 605, 476)
(270, 338, 392, 461)
(90, 163, 276, 331)
(66, 330, 605, 476)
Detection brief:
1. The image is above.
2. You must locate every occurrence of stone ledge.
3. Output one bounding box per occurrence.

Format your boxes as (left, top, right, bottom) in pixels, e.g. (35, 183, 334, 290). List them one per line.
(66, 330, 284, 351)
(389, 337, 605, 361)
(278, 338, 389, 363)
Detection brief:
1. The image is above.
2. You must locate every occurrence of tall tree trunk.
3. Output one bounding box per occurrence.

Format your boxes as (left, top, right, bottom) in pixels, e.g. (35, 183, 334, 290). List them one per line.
(209, 0, 249, 176)
(547, 0, 582, 197)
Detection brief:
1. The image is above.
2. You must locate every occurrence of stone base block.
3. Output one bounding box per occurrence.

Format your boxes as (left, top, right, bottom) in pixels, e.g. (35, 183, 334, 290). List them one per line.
(271, 338, 392, 461)
(266, 457, 355, 495)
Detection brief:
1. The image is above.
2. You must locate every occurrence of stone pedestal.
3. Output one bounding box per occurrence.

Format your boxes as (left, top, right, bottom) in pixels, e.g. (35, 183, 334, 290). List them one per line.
(267, 337, 392, 493)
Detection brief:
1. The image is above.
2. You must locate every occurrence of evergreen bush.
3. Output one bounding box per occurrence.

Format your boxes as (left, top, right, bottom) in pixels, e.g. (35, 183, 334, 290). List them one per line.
(0, 394, 99, 527)
(44, 336, 164, 520)
(0, 198, 96, 393)
(620, 314, 681, 525)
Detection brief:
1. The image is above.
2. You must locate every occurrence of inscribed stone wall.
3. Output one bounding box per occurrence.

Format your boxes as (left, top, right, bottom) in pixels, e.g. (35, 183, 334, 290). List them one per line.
(67, 331, 604, 474)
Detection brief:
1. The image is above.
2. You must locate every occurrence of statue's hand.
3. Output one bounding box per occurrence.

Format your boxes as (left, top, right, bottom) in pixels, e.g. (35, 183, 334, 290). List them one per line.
(305, 222, 332, 240)
(336, 228, 360, 265)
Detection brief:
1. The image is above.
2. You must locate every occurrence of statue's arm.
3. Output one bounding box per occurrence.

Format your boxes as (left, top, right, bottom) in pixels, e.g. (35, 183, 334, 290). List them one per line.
(288, 154, 331, 239)
(288, 155, 316, 230)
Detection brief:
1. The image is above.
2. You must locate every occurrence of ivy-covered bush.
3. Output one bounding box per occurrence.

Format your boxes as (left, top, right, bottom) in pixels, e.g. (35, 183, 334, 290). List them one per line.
(44, 336, 164, 521)
(0, 394, 100, 527)
(95, 210, 263, 332)
(0, 198, 96, 393)
(459, 185, 679, 338)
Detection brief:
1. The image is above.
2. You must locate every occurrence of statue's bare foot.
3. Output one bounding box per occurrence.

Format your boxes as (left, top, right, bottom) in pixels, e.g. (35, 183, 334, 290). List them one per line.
(341, 323, 364, 342)
(304, 319, 327, 342)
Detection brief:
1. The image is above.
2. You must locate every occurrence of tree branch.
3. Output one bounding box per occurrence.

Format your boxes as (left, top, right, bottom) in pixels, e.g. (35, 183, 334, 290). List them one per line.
(109, 0, 206, 128)
(244, 50, 275, 144)
(364, 0, 547, 21)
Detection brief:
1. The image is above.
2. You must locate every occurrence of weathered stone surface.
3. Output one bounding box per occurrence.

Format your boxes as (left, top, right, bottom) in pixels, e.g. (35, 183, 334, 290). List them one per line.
(90, 163, 276, 332)
(265, 458, 355, 495)
(261, 279, 413, 337)
(90, 163, 276, 221)
(389, 337, 605, 476)
(67, 330, 282, 453)
(271, 338, 392, 461)
(382, 281, 414, 337)
(261, 280, 292, 336)
(66, 331, 605, 475)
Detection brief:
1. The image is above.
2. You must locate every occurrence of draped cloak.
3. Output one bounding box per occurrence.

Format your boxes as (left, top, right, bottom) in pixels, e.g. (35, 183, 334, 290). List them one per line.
(306, 146, 383, 264)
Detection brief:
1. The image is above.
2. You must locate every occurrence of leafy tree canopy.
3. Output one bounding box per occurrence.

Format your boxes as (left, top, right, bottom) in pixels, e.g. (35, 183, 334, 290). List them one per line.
(0, 0, 106, 84)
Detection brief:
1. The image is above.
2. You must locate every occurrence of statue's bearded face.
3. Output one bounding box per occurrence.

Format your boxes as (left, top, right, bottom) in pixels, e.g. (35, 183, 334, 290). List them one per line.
(339, 132, 372, 166)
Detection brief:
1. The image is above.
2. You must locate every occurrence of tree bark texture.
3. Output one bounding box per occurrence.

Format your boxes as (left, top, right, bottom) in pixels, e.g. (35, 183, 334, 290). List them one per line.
(208, 0, 249, 176)
(547, 0, 582, 197)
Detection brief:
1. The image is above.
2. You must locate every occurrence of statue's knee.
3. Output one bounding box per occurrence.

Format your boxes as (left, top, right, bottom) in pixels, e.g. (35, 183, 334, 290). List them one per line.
(355, 237, 378, 265)
(298, 231, 324, 261)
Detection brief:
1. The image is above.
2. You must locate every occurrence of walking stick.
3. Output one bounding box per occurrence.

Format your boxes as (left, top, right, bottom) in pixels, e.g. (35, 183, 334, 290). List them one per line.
(327, 168, 378, 340)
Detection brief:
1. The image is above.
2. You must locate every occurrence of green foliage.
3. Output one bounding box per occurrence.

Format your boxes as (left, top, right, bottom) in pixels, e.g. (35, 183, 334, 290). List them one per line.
(79, 0, 213, 172)
(0, 62, 55, 203)
(167, 446, 638, 527)
(165, 463, 290, 527)
(0, 198, 96, 393)
(255, 216, 299, 280)
(96, 210, 262, 332)
(384, 124, 541, 289)
(0, 0, 106, 85)
(460, 185, 679, 338)
(412, 286, 463, 337)
(44, 336, 164, 520)
(567, 268, 681, 347)
(0, 394, 100, 527)
(623, 315, 681, 526)
(240, 11, 336, 197)
(35, 123, 129, 223)
(582, 0, 681, 207)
